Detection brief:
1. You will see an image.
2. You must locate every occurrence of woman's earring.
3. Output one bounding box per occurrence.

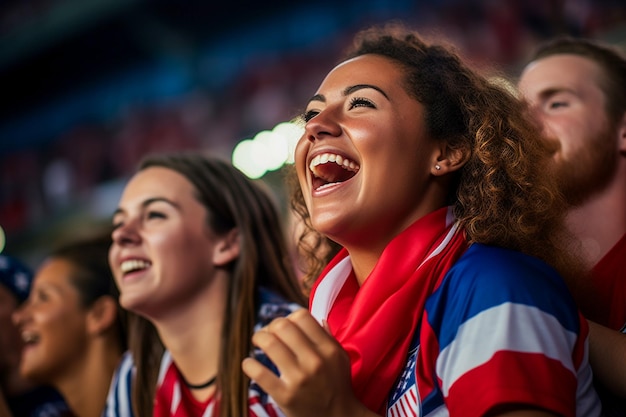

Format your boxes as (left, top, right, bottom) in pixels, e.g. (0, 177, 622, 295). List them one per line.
(435, 164, 441, 170)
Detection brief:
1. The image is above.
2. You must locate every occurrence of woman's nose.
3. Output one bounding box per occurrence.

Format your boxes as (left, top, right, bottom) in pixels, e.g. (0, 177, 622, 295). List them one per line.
(111, 219, 141, 246)
(304, 108, 342, 142)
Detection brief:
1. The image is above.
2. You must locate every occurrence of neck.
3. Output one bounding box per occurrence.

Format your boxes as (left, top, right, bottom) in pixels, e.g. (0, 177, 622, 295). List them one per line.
(341, 206, 447, 285)
(344, 247, 384, 286)
(55, 342, 123, 417)
(180, 374, 217, 390)
(154, 275, 227, 401)
(566, 164, 626, 268)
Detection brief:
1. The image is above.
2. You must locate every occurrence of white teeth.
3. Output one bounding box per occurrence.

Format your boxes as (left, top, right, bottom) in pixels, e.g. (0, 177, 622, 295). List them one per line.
(309, 153, 360, 173)
(22, 332, 39, 344)
(120, 259, 151, 274)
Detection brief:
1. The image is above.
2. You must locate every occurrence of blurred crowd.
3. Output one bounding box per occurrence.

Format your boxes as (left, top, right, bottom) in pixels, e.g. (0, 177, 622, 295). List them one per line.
(1, 2, 626, 416)
(1, 0, 625, 259)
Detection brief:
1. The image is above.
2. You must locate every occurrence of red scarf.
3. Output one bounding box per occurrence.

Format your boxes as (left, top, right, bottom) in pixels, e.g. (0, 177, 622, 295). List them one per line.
(309, 207, 468, 414)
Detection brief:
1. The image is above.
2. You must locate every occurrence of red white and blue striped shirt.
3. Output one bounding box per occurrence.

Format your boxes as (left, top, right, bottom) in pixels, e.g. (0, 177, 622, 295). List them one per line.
(154, 289, 302, 417)
(386, 244, 600, 417)
(103, 351, 135, 417)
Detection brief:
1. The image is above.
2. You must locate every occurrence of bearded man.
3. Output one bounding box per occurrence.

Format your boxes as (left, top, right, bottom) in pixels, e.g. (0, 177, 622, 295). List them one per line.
(518, 37, 626, 331)
(518, 36, 626, 416)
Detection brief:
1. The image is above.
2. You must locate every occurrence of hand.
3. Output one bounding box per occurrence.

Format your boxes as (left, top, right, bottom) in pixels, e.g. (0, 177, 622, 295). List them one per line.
(242, 309, 375, 417)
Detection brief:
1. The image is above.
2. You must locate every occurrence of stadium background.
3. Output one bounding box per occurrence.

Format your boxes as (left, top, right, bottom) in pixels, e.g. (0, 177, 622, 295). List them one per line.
(1, 0, 625, 263)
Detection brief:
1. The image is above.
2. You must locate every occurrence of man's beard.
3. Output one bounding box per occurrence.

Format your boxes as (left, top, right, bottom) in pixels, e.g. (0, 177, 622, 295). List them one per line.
(555, 125, 617, 206)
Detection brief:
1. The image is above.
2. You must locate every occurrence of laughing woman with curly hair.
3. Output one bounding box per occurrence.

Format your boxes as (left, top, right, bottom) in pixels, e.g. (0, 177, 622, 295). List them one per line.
(243, 23, 600, 417)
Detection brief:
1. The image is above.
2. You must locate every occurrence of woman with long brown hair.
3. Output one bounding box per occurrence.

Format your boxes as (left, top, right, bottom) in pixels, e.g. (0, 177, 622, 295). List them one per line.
(109, 152, 306, 416)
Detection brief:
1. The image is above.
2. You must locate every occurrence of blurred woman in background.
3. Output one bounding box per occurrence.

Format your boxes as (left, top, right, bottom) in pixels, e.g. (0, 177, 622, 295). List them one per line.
(13, 232, 133, 417)
(0, 253, 72, 417)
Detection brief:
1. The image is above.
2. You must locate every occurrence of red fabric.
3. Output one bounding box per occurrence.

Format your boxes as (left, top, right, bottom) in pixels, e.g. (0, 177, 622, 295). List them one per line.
(588, 233, 626, 330)
(309, 207, 468, 414)
(446, 352, 577, 417)
(153, 360, 216, 417)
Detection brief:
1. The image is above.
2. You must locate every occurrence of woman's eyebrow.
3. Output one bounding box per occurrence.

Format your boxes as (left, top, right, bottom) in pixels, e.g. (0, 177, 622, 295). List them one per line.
(307, 93, 325, 105)
(344, 84, 389, 100)
(306, 84, 390, 107)
(112, 197, 180, 217)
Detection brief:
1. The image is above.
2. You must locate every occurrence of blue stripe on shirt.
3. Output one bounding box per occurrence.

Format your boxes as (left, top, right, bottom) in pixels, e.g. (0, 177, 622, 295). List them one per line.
(426, 243, 581, 351)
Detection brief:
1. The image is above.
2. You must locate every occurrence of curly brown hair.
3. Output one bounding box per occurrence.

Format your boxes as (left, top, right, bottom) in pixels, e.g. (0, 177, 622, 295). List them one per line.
(290, 23, 584, 293)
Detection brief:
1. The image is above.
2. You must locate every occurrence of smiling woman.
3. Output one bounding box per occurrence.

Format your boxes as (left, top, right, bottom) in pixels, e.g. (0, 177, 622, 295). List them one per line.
(12, 233, 133, 417)
(308, 152, 360, 190)
(242, 23, 602, 417)
(0, 254, 72, 417)
(108, 152, 306, 417)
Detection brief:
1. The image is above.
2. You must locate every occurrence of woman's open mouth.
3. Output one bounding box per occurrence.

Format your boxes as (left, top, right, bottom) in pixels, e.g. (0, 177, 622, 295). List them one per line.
(309, 152, 360, 191)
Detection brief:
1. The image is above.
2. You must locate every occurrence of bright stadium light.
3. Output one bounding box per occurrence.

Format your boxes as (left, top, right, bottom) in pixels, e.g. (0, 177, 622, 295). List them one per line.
(232, 139, 267, 179)
(232, 120, 304, 179)
(273, 121, 304, 164)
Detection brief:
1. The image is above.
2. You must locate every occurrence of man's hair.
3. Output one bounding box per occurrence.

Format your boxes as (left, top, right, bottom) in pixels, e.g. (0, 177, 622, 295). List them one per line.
(530, 36, 626, 126)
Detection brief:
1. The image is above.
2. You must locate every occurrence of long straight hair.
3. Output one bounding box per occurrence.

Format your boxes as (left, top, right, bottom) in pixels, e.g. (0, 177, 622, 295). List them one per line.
(128, 152, 306, 417)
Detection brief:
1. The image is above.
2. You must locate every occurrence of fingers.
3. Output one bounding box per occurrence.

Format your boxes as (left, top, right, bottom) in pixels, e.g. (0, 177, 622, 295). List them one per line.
(275, 310, 344, 364)
(283, 309, 333, 346)
(242, 326, 302, 404)
(243, 317, 320, 405)
(251, 324, 302, 369)
(242, 356, 283, 392)
(243, 309, 360, 417)
(252, 316, 319, 374)
(246, 309, 341, 378)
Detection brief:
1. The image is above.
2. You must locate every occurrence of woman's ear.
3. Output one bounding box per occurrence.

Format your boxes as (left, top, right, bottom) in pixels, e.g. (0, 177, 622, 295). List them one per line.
(431, 142, 470, 176)
(86, 296, 118, 336)
(212, 228, 241, 267)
